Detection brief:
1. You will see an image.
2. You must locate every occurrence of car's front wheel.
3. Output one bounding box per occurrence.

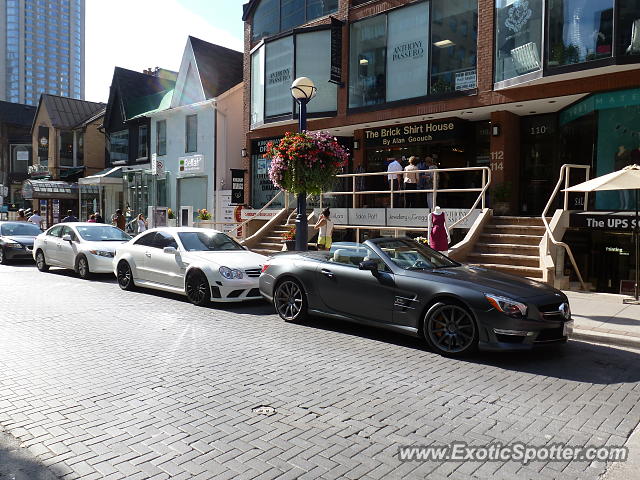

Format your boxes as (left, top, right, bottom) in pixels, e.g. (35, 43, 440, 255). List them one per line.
(423, 302, 478, 357)
(274, 278, 307, 322)
(77, 255, 92, 279)
(185, 270, 210, 307)
(116, 261, 135, 290)
(0, 248, 7, 265)
(35, 250, 49, 272)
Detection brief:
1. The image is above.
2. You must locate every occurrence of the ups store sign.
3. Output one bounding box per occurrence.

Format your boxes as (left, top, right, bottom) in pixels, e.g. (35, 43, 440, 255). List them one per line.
(363, 118, 468, 148)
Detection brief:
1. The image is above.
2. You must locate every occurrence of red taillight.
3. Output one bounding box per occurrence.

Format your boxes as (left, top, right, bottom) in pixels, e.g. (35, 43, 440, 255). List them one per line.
(261, 264, 270, 273)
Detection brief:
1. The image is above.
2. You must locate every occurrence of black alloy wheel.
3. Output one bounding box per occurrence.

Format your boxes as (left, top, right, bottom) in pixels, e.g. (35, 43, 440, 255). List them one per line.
(274, 279, 307, 322)
(77, 255, 92, 279)
(185, 270, 210, 307)
(424, 302, 478, 357)
(0, 248, 6, 265)
(35, 250, 49, 272)
(116, 261, 135, 291)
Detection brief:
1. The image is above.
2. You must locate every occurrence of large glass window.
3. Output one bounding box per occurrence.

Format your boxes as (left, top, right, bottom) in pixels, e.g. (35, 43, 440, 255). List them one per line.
(617, 0, 640, 56)
(349, 15, 387, 108)
(295, 30, 337, 113)
(109, 130, 128, 163)
(156, 120, 166, 156)
(251, 0, 339, 42)
(495, 0, 543, 82)
(547, 0, 614, 67)
(252, 0, 280, 42)
(186, 115, 198, 153)
(265, 36, 294, 117)
(251, 46, 266, 126)
(59, 131, 74, 167)
(431, 0, 478, 93)
(138, 125, 148, 158)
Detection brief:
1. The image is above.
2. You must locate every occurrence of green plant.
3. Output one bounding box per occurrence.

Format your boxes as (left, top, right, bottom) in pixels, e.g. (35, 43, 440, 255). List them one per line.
(197, 208, 211, 220)
(167, 208, 175, 219)
(491, 181, 512, 203)
(281, 225, 296, 241)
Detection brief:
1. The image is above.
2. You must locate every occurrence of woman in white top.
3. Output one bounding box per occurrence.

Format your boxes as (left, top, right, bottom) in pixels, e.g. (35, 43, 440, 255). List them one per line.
(314, 208, 334, 250)
(137, 214, 147, 234)
(403, 156, 419, 207)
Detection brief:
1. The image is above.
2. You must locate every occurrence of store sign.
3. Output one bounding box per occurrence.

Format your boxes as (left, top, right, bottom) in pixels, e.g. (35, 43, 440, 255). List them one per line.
(16, 150, 29, 161)
(330, 17, 343, 84)
(363, 119, 466, 148)
(348, 208, 386, 226)
(570, 212, 639, 231)
(231, 169, 245, 205)
(387, 209, 430, 227)
(313, 208, 348, 225)
(341, 208, 480, 229)
(151, 153, 164, 176)
(455, 70, 477, 91)
(240, 209, 280, 220)
(179, 154, 204, 174)
(217, 190, 236, 234)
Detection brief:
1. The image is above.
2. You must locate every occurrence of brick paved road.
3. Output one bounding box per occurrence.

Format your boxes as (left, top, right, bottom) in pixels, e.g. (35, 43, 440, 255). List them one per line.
(0, 263, 639, 480)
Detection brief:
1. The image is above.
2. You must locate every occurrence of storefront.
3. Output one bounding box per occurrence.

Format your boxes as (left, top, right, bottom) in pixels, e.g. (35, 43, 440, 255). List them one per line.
(21, 180, 78, 228)
(78, 166, 124, 223)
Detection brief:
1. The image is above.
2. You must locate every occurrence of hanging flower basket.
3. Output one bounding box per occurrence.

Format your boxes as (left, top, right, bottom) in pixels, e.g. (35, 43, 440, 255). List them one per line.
(264, 131, 349, 195)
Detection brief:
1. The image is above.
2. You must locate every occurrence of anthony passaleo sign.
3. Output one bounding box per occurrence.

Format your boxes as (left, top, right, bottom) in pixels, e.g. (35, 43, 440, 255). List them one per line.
(391, 40, 424, 61)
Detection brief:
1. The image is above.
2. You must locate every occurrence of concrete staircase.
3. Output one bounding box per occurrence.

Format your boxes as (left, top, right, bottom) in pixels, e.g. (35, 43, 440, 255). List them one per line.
(466, 216, 546, 280)
(250, 214, 294, 256)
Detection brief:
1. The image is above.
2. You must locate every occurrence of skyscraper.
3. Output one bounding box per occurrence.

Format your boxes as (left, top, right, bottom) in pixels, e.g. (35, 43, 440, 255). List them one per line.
(0, 0, 84, 106)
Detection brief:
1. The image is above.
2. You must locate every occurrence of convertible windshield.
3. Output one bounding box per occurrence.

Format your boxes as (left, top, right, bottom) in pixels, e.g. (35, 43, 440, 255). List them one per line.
(178, 232, 243, 251)
(76, 225, 132, 241)
(1, 223, 42, 236)
(374, 238, 459, 270)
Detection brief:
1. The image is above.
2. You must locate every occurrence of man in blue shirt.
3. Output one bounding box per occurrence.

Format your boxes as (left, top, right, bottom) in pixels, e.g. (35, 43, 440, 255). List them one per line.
(61, 210, 78, 222)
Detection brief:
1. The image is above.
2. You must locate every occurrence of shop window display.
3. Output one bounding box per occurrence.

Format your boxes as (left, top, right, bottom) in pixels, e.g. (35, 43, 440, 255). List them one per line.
(495, 0, 543, 82)
(547, 0, 613, 67)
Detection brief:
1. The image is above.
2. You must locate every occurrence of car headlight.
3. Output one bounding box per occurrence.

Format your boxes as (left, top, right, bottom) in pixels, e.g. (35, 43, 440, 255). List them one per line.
(484, 293, 528, 318)
(219, 266, 243, 279)
(89, 250, 114, 258)
(4, 242, 23, 249)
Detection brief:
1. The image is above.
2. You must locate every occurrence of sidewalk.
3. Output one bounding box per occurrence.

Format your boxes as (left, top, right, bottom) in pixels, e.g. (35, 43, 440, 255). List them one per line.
(564, 290, 640, 348)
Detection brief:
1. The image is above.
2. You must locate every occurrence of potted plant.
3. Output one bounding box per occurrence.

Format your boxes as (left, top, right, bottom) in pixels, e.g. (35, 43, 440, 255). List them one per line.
(264, 131, 350, 196)
(491, 181, 512, 215)
(196, 208, 214, 228)
(281, 225, 296, 251)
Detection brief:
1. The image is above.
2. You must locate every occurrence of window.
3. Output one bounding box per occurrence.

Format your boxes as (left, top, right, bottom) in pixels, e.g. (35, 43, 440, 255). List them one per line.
(134, 231, 156, 246)
(295, 30, 338, 113)
(619, 0, 640, 56)
(548, 0, 614, 67)
(153, 231, 178, 249)
(185, 115, 198, 153)
(76, 132, 84, 165)
(495, 0, 543, 82)
(251, 46, 266, 126)
(109, 130, 128, 163)
(59, 131, 74, 167)
(178, 232, 244, 251)
(251, 0, 339, 42)
(156, 120, 166, 156)
(47, 225, 64, 237)
(138, 124, 148, 158)
(431, 0, 477, 93)
(349, 15, 387, 108)
(265, 36, 294, 117)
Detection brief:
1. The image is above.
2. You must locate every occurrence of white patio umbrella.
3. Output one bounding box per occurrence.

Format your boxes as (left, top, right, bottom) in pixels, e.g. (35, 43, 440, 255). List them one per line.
(564, 164, 640, 303)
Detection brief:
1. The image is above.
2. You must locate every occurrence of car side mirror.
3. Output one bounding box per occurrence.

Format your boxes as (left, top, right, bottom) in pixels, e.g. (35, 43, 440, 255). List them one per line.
(62, 234, 72, 242)
(163, 246, 177, 255)
(359, 259, 379, 274)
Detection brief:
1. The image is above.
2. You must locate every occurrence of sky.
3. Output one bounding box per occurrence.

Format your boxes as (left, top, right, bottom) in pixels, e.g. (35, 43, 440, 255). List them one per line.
(85, 0, 246, 103)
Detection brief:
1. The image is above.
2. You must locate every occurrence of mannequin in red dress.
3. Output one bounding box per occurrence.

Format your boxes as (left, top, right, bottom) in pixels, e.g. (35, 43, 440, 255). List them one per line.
(428, 206, 450, 252)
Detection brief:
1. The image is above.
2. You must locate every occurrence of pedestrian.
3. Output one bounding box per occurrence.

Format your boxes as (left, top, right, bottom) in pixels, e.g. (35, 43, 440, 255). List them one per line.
(403, 156, 419, 208)
(28, 209, 42, 228)
(314, 208, 334, 251)
(16, 208, 27, 221)
(94, 212, 104, 223)
(112, 209, 126, 231)
(386, 157, 403, 207)
(137, 214, 147, 233)
(61, 210, 78, 223)
(87, 213, 96, 222)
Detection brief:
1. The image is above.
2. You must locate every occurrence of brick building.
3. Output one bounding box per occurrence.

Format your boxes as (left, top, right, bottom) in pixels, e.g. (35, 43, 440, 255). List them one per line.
(241, 0, 640, 292)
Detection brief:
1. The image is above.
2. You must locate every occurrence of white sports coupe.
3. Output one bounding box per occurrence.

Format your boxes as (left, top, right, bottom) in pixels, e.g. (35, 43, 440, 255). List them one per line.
(113, 227, 267, 306)
(33, 222, 132, 278)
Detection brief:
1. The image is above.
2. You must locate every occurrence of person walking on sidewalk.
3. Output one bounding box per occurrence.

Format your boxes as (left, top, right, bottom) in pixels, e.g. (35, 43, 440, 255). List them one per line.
(112, 209, 126, 231)
(314, 208, 334, 251)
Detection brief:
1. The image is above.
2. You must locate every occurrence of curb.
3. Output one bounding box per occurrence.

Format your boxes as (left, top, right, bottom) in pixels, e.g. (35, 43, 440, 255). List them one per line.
(571, 329, 640, 349)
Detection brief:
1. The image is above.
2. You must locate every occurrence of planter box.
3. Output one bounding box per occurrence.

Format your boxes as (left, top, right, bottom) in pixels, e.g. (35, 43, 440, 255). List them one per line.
(196, 220, 216, 229)
(283, 240, 296, 251)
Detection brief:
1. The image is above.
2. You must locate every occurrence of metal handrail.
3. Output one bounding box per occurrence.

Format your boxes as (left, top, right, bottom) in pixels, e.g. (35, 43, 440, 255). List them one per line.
(229, 189, 285, 238)
(285, 193, 315, 225)
(541, 164, 590, 291)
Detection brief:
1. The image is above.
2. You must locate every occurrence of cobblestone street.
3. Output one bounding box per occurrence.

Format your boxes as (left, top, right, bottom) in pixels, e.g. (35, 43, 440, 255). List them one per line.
(0, 263, 639, 479)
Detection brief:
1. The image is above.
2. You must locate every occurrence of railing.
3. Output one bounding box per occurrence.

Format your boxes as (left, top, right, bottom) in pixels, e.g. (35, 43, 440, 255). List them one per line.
(319, 166, 491, 233)
(227, 189, 285, 239)
(541, 164, 590, 291)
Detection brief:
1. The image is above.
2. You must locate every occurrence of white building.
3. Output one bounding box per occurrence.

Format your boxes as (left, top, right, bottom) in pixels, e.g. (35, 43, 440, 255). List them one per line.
(146, 36, 244, 225)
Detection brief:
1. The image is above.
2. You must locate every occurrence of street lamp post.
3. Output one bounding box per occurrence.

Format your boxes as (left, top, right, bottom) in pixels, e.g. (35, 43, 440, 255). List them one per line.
(290, 77, 316, 251)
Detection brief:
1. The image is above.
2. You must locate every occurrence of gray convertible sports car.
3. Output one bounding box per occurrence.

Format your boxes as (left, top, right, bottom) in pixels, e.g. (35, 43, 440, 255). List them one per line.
(259, 237, 573, 356)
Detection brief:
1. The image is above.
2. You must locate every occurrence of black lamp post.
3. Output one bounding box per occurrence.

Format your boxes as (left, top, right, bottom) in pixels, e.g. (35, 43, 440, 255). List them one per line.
(290, 76, 317, 251)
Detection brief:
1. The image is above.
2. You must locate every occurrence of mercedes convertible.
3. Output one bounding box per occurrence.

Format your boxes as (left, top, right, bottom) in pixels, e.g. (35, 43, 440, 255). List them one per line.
(259, 237, 573, 356)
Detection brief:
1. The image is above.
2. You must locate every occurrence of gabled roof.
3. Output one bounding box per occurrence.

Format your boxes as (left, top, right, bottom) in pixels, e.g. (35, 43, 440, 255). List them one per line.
(105, 67, 177, 125)
(189, 36, 243, 99)
(0, 100, 37, 127)
(31, 95, 105, 133)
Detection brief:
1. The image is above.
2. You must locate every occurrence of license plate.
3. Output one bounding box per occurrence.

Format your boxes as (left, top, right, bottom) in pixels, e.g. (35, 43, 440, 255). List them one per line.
(563, 320, 574, 336)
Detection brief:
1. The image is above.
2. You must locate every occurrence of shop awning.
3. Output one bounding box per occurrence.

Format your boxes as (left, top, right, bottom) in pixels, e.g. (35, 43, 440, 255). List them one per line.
(79, 166, 123, 185)
(22, 180, 77, 200)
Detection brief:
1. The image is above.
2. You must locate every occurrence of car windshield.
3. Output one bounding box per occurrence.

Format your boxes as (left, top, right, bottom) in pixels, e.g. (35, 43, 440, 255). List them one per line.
(373, 238, 459, 270)
(76, 225, 132, 241)
(178, 231, 244, 251)
(0, 223, 41, 236)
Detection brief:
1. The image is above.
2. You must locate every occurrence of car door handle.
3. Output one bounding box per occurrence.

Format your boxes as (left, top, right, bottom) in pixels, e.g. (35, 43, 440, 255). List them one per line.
(145, 252, 151, 257)
(320, 269, 334, 278)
